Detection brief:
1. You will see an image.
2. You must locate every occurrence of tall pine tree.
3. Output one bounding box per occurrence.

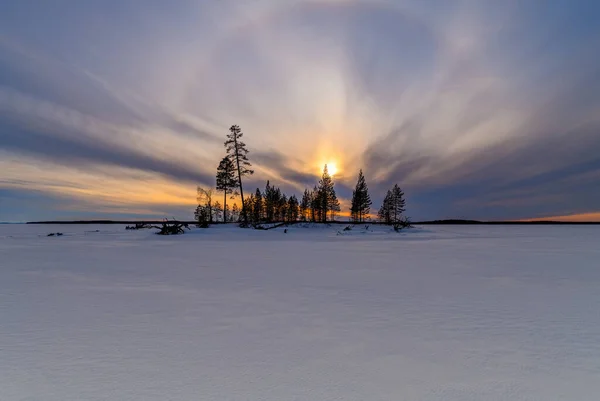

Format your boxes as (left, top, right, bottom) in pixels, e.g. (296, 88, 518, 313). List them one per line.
(300, 189, 311, 221)
(216, 156, 238, 223)
(287, 195, 299, 222)
(310, 185, 319, 222)
(279, 193, 288, 222)
(253, 188, 263, 224)
(350, 169, 372, 222)
(329, 190, 341, 221)
(317, 165, 339, 222)
(225, 125, 253, 226)
(264, 181, 275, 222)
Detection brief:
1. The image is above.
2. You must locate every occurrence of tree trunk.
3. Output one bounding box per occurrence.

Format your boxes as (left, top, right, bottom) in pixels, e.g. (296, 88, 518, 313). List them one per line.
(223, 192, 227, 223)
(233, 135, 247, 225)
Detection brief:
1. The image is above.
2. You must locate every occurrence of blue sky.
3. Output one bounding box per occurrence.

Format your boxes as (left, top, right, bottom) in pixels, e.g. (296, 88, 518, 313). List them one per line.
(1, 0, 599, 222)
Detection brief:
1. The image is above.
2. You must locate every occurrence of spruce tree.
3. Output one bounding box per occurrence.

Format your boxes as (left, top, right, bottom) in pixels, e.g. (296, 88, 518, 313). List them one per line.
(378, 190, 392, 224)
(264, 181, 275, 223)
(378, 184, 406, 224)
(253, 188, 263, 224)
(390, 184, 406, 223)
(350, 189, 358, 222)
(317, 165, 338, 222)
(273, 187, 283, 221)
(231, 203, 241, 222)
(329, 190, 341, 221)
(197, 187, 214, 224)
(212, 201, 223, 222)
(279, 194, 288, 222)
(300, 189, 311, 221)
(311, 185, 319, 222)
(194, 204, 211, 228)
(244, 194, 255, 224)
(225, 125, 253, 225)
(288, 195, 299, 222)
(350, 169, 372, 222)
(216, 156, 238, 223)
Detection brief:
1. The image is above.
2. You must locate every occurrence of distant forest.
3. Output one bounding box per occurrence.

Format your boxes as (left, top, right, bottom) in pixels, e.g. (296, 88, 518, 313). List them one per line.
(195, 125, 411, 230)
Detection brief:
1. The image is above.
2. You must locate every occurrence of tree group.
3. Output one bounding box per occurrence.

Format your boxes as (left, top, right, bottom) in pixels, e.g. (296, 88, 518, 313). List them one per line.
(377, 184, 407, 226)
(195, 125, 410, 228)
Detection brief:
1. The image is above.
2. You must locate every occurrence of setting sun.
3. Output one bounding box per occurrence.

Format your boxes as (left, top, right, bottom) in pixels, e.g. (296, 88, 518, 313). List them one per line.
(326, 162, 338, 176)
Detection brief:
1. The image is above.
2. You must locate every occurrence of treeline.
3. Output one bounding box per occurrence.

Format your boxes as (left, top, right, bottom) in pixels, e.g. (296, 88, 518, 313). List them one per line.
(194, 125, 410, 229)
(242, 164, 341, 226)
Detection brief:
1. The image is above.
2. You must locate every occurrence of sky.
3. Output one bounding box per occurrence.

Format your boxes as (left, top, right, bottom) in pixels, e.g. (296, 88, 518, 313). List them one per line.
(1, 0, 599, 222)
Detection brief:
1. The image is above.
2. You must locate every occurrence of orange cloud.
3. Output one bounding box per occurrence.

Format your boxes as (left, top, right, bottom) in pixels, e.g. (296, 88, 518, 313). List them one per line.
(522, 212, 600, 222)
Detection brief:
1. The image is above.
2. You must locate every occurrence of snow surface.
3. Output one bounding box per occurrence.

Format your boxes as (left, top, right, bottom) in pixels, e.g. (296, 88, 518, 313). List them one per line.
(1, 223, 600, 401)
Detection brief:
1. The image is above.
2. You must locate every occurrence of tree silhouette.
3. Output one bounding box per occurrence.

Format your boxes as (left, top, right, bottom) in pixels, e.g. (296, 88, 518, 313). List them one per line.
(264, 181, 275, 222)
(244, 194, 255, 225)
(350, 169, 372, 222)
(329, 190, 341, 221)
(378, 189, 392, 224)
(231, 203, 241, 222)
(253, 188, 263, 224)
(378, 184, 406, 224)
(197, 187, 214, 224)
(279, 193, 288, 222)
(316, 165, 339, 222)
(310, 185, 319, 222)
(225, 125, 253, 226)
(389, 184, 406, 223)
(300, 189, 311, 221)
(213, 201, 223, 222)
(216, 156, 238, 223)
(287, 195, 299, 222)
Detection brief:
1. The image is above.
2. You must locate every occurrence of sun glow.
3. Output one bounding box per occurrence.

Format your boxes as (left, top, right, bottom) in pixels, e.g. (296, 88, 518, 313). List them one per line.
(326, 162, 338, 176)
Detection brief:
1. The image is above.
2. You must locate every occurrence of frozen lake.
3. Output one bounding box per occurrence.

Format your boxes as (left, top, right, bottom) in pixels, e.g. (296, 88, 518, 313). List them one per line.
(2, 224, 600, 400)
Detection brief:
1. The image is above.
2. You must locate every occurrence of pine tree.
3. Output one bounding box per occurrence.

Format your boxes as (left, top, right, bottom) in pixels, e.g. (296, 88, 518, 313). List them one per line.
(310, 185, 320, 222)
(264, 181, 275, 223)
(272, 187, 282, 221)
(350, 189, 358, 222)
(317, 165, 338, 222)
(244, 194, 255, 224)
(279, 194, 288, 222)
(329, 190, 341, 221)
(216, 156, 238, 223)
(223, 204, 231, 222)
(253, 188, 263, 224)
(378, 184, 406, 224)
(194, 204, 211, 228)
(225, 125, 253, 226)
(300, 189, 311, 221)
(389, 184, 406, 223)
(231, 203, 241, 222)
(378, 190, 392, 224)
(350, 169, 372, 222)
(197, 187, 214, 224)
(287, 195, 299, 222)
(213, 201, 223, 222)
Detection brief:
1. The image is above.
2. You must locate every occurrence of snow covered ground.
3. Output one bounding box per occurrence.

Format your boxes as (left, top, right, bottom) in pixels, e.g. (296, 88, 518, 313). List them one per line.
(1, 223, 600, 401)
